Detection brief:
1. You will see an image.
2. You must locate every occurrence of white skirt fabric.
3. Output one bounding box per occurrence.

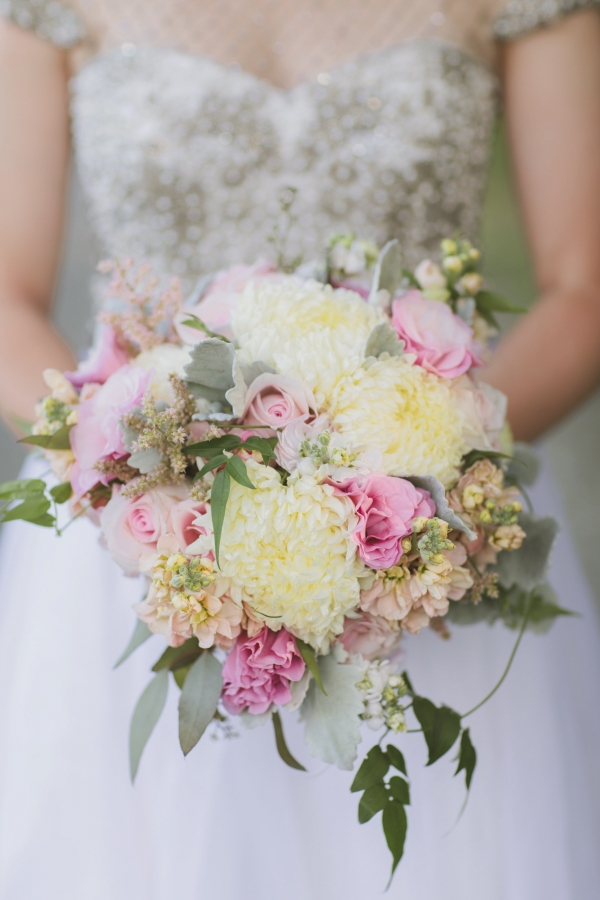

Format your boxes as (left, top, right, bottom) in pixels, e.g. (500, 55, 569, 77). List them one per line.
(0, 452, 599, 900)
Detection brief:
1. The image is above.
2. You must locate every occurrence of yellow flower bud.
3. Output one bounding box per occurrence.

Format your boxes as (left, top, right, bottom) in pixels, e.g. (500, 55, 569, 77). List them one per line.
(462, 483, 484, 510)
(441, 239, 458, 256)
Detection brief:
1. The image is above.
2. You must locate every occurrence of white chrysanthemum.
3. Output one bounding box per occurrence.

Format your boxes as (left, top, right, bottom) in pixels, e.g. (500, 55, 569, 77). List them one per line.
(217, 460, 362, 651)
(135, 344, 192, 402)
(329, 356, 465, 488)
(232, 278, 384, 408)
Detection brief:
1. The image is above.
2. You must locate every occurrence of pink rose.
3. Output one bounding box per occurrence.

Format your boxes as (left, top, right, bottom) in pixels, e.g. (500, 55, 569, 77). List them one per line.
(70, 365, 152, 496)
(452, 375, 507, 451)
(169, 498, 214, 557)
(338, 613, 399, 660)
(65, 326, 131, 388)
(241, 373, 317, 432)
(337, 474, 436, 570)
(175, 260, 278, 344)
(392, 290, 481, 379)
(222, 627, 306, 715)
(100, 484, 188, 575)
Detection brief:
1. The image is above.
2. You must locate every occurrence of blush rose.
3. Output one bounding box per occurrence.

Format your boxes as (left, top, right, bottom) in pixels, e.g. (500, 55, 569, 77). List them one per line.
(241, 373, 317, 432)
(65, 326, 131, 388)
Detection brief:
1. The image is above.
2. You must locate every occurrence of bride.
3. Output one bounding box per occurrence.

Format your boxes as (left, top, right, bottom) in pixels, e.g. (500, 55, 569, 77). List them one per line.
(0, 1, 599, 897)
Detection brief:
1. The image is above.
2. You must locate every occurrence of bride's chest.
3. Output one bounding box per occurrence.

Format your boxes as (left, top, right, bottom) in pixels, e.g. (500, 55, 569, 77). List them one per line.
(71, 42, 498, 282)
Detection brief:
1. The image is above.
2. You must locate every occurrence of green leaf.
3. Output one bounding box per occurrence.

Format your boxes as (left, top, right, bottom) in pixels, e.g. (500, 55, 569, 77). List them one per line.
(49, 482, 73, 504)
(129, 670, 169, 781)
(225, 455, 255, 489)
(114, 618, 153, 669)
(178, 651, 223, 755)
(400, 671, 415, 697)
(389, 775, 410, 805)
(185, 434, 242, 455)
(180, 313, 230, 341)
(382, 800, 408, 882)
(401, 267, 420, 287)
(173, 663, 193, 690)
(462, 449, 513, 470)
(152, 637, 202, 672)
(413, 697, 461, 766)
(211, 468, 231, 568)
(497, 512, 559, 593)
(242, 436, 278, 464)
(351, 745, 390, 793)
(27, 513, 56, 528)
(272, 710, 307, 771)
(358, 783, 389, 823)
(0, 478, 46, 500)
(296, 638, 326, 695)
(454, 728, 477, 791)
(386, 744, 407, 776)
(475, 289, 526, 317)
(2, 495, 51, 524)
(19, 425, 72, 450)
(197, 454, 227, 478)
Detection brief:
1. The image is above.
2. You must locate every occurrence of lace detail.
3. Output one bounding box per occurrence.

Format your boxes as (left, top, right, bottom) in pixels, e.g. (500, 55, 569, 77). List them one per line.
(0, 0, 85, 47)
(494, 0, 600, 39)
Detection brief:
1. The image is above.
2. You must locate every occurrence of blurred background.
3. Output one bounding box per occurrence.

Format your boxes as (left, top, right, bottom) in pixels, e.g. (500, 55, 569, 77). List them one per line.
(1, 125, 599, 605)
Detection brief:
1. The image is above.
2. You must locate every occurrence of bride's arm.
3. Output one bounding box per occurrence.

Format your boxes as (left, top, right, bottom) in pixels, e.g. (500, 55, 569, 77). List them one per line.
(0, 21, 75, 429)
(484, 10, 600, 442)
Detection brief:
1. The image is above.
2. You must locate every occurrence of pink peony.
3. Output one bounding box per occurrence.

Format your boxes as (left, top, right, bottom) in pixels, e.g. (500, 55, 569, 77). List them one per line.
(175, 260, 278, 344)
(336, 474, 435, 570)
(169, 498, 214, 557)
(100, 484, 188, 575)
(70, 365, 152, 496)
(221, 627, 306, 715)
(338, 613, 400, 660)
(65, 326, 131, 388)
(241, 373, 317, 432)
(392, 290, 481, 379)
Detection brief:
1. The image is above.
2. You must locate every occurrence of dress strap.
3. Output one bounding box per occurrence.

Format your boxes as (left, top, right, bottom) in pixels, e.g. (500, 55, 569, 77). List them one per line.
(494, 0, 600, 40)
(0, 0, 86, 48)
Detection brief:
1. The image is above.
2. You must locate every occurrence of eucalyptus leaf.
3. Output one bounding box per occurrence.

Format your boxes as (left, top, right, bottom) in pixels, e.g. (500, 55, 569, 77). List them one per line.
(225, 456, 255, 489)
(49, 482, 73, 504)
(152, 637, 202, 672)
(19, 425, 72, 450)
(129, 670, 169, 781)
(454, 727, 477, 791)
(364, 322, 405, 360)
(178, 651, 223, 755)
(211, 468, 231, 568)
(184, 338, 237, 404)
(358, 783, 389, 823)
(127, 448, 163, 474)
(114, 618, 153, 669)
(368, 239, 402, 305)
(351, 745, 390, 792)
(389, 775, 410, 805)
(413, 697, 461, 766)
(300, 655, 364, 770)
(405, 475, 476, 540)
(475, 290, 526, 318)
(382, 800, 408, 881)
(497, 512, 559, 592)
(2, 495, 51, 524)
(173, 663, 193, 690)
(296, 638, 327, 695)
(0, 478, 47, 500)
(272, 710, 307, 771)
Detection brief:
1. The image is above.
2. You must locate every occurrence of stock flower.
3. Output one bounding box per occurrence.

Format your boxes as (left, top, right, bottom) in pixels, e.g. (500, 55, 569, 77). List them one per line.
(218, 460, 361, 651)
(330, 356, 465, 488)
(392, 290, 481, 379)
(100, 484, 188, 575)
(335, 474, 435, 569)
(233, 278, 383, 408)
(69, 365, 152, 496)
(221, 627, 306, 715)
(241, 373, 317, 432)
(65, 326, 130, 388)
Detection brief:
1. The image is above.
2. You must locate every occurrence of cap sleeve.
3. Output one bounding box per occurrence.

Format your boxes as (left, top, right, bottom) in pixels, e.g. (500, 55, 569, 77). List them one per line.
(494, 0, 600, 40)
(0, 0, 86, 48)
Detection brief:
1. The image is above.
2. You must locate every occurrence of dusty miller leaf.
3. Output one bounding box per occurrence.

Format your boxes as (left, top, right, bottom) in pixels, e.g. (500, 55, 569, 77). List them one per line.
(497, 512, 559, 591)
(178, 651, 223, 755)
(364, 322, 405, 360)
(239, 360, 277, 385)
(184, 338, 237, 404)
(505, 442, 540, 487)
(405, 474, 476, 540)
(368, 239, 402, 305)
(300, 655, 364, 770)
(127, 448, 163, 474)
(129, 670, 169, 781)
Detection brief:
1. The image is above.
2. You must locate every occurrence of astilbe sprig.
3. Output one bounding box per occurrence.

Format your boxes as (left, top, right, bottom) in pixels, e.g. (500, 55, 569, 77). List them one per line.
(98, 258, 183, 353)
(120, 375, 197, 498)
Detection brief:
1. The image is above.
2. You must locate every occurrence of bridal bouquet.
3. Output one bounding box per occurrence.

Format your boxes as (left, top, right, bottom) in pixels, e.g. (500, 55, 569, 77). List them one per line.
(1, 233, 568, 882)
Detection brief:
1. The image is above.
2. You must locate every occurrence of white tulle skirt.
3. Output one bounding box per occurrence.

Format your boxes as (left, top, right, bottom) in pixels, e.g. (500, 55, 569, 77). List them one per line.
(1, 451, 599, 900)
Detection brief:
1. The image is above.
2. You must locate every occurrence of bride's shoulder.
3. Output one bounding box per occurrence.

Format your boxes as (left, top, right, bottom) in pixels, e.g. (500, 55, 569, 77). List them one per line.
(0, 0, 86, 47)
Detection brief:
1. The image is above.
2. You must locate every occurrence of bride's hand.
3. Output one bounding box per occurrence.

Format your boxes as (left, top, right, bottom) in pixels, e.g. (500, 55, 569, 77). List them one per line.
(484, 9, 600, 442)
(0, 21, 75, 431)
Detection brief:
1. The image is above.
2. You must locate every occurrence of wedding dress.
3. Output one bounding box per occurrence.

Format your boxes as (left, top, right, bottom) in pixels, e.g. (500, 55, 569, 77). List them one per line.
(1, 1, 600, 897)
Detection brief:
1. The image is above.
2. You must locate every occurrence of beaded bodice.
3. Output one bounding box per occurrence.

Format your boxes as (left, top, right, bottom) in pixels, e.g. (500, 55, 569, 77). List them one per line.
(1, 0, 599, 294)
